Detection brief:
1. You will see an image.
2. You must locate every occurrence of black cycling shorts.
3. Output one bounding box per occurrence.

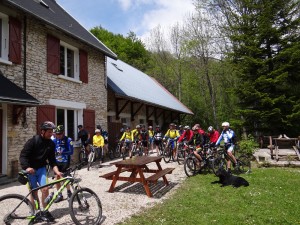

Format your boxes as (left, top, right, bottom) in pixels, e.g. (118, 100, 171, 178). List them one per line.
(56, 162, 70, 172)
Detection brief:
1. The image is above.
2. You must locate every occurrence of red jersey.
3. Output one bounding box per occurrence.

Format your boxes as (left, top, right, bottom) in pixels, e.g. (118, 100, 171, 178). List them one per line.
(207, 130, 220, 143)
(178, 130, 193, 142)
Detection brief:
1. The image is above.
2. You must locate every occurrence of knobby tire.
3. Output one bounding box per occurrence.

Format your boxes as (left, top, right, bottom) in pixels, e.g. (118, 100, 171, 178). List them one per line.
(69, 187, 102, 225)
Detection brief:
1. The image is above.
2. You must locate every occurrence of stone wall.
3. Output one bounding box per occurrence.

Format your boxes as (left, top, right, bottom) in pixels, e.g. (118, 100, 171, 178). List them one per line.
(1, 14, 107, 176)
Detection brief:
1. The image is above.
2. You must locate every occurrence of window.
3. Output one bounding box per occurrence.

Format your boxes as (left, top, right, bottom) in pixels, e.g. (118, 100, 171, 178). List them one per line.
(0, 12, 9, 63)
(59, 41, 79, 80)
(56, 108, 77, 140)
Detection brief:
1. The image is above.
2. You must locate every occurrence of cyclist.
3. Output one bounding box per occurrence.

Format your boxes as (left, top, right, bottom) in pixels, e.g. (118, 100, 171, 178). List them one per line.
(192, 123, 207, 145)
(96, 125, 108, 160)
(207, 126, 220, 147)
(177, 125, 193, 143)
(93, 129, 105, 163)
(153, 125, 163, 155)
(19, 121, 63, 222)
(120, 126, 132, 159)
(163, 123, 180, 159)
(178, 125, 184, 136)
(188, 126, 204, 168)
(52, 125, 73, 202)
(148, 126, 154, 152)
(77, 125, 90, 148)
(131, 125, 141, 157)
(139, 125, 149, 155)
(216, 122, 238, 173)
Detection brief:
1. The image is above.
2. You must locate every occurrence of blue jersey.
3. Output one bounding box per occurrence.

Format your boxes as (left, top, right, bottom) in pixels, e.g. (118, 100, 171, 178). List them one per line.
(53, 136, 73, 163)
(216, 129, 235, 146)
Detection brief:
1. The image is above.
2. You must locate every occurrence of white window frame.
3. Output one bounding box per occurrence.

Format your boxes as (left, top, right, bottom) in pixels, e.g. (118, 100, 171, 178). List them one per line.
(49, 99, 86, 144)
(0, 12, 11, 65)
(59, 41, 79, 81)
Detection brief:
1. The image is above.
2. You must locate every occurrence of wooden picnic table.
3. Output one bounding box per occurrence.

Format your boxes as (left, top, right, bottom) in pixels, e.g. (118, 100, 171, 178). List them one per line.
(273, 138, 299, 161)
(99, 156, 174, 197)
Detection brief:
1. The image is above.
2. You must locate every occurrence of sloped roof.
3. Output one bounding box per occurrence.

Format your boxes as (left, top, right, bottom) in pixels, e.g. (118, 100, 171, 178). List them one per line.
(4, 0, 117, 59)
(107, 58, 193, 115)
(0, 73, 39, 105)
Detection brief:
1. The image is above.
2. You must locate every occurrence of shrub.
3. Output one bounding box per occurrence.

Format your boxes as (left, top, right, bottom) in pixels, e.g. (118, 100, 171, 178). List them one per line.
(237, 134, 259, 155)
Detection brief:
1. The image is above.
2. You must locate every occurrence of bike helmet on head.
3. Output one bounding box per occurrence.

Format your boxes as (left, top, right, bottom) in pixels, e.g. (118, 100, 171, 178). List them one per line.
(222, 122, 230, 127)
(55, 125, 64, 133)
(136, 125, 141, 129)
(41, 121, 56, 130)
(208, 126, 213, 132)
(148, 126, 152, 129)
(156, 125, 160, 128)
(95, 129, 101, 133)
(184, 125, 190, 130)
(170, 123, 175, 126)
(179, 125, 183, 128)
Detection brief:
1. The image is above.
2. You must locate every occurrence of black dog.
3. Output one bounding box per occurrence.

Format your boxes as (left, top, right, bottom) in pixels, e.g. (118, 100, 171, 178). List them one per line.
(212, 168, 249, 188)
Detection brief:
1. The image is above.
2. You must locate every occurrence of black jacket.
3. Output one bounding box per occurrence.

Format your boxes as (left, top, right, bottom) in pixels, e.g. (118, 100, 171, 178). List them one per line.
(19, 135, 56, 170)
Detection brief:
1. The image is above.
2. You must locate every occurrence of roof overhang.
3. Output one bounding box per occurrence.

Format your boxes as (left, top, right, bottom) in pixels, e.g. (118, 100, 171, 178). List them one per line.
(0, 74, 39, 106)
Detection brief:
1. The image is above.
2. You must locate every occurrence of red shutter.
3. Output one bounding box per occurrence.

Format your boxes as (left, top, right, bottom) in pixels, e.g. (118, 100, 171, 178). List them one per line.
(36, 105, 56, 133)
(47, 35, 60, 75)
(83, 109, 95, 137)
(80, 50, 88, 83)
(9, 17, 22, 64)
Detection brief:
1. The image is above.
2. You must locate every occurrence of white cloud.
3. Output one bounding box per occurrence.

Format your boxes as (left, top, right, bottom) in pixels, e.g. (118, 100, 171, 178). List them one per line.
(117, 0, 132, 11)
(137, 0, 195, 44)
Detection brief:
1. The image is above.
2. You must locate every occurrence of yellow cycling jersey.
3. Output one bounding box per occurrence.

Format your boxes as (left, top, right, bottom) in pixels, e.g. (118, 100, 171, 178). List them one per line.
(149, 130, 154, 137)
(131, 129, 140, 141)
(164, 129, 180, 139)
(120, 131, 132, 141)
(93, 134, 104, 147)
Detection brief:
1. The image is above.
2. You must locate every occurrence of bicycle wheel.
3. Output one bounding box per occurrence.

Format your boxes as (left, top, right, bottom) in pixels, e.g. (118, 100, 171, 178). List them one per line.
(212, 156, 227, 176)
(108, 147, 115, 160)
(69, 187, 102, 225)
(236, 155, 251, 174)
(184, 157, 197, 177)
(78, 150, 86, 163)
(177, 148, 185, 165)
(87, 152, 95, 171)
(163, 147, 171, 163)
(0, 194, 35, 225)
(114, 145, 121, 158)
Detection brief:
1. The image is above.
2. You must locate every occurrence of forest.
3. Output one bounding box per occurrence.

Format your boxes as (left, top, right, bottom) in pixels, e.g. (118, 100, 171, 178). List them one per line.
(90, 0, 300, 139)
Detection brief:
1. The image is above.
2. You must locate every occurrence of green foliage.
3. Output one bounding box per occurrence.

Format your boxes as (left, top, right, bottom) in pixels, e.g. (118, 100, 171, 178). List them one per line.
(121, 168, 300, 225)
(209, 0, 300, 136)
(238, 134, 259, 155)
(90, 26, 150, 72)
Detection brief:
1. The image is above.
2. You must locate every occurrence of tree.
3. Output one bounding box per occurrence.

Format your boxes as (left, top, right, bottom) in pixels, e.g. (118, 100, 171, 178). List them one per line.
(208, 0, 300, 136)
(90, 26, 150, 72)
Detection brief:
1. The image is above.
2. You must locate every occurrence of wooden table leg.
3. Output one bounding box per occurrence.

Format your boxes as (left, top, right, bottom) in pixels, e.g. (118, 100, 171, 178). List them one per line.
(155, 161, 169, 185)
(137, 168, 152, 197)
(108, 166, 122, 192)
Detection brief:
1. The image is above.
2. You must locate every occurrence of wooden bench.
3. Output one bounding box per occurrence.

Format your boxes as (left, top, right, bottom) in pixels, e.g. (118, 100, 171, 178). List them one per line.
(146, 168, 174, 184)
(292, 146, 300, 160)
(100, 168, 132, 179)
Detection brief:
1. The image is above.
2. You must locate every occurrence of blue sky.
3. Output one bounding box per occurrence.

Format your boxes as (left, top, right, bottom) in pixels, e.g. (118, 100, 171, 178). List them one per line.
(56, 0, 195, 40)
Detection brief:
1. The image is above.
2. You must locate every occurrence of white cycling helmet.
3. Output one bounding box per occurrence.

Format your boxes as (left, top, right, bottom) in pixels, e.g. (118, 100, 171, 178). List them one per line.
(184, 125, 190, 130)
(222, 122, 230, 127)
(208, 126, 213, 132)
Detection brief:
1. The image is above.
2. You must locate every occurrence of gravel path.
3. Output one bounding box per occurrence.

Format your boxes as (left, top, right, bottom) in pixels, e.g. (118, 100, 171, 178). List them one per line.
(0, 154, 187, 224)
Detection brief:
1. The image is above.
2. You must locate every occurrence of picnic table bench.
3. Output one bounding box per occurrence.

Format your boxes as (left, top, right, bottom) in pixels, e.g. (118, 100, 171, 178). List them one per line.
(99, 156, 175, 197)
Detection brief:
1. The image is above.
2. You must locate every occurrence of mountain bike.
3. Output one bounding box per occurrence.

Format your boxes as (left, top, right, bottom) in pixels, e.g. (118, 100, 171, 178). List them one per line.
(176, 141, 188, 165)
(0, 162, 102, 225)
(87, 145, 103, 171)
(163, 138, 177, 163)
(78, 144, 89, 164)
(183, 145, 217, 177)
(213, 145, 251, 174)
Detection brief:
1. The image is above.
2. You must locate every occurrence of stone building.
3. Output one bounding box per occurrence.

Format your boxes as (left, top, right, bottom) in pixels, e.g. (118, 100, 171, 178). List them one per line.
(0, 0, 116, 177)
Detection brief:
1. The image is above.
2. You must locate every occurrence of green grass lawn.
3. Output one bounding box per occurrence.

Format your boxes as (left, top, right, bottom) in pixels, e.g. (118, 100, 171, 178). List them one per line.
(120, 167, 300, 225)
